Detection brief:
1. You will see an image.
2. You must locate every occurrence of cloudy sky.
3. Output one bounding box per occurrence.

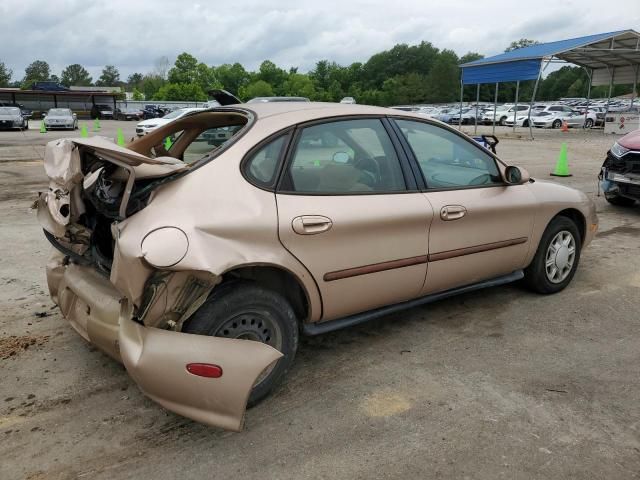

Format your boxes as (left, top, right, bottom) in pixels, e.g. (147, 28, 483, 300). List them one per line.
(1, 0, 638, 81)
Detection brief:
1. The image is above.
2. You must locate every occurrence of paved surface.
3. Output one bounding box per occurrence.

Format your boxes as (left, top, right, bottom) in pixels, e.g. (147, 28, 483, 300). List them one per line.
(1, 123, 639, 480)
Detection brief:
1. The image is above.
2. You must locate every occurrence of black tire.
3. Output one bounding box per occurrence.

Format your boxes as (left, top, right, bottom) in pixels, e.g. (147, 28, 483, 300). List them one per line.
(552, 119, 562, 129)
(584, 118, 594, 128)
(183, 281, 298, 407)
(524, 216, 582, 294)
(605, 193, 636, 206)
(499, 116, 507, 126)
(522, 119, 529, 127)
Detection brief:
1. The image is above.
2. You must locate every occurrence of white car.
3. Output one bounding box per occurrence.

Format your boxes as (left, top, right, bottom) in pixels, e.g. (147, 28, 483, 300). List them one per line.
(531, 111, 586, 129)
(43, 108, 77, 130)
(415, 106, 441, 118)
(136, 107, 203, 136)
(339, 97, 356, 104)
(482, 104, 526, 125)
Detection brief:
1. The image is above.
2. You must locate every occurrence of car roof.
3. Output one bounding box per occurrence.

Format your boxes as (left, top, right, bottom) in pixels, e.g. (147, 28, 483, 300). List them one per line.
(236, 102, 396, 120)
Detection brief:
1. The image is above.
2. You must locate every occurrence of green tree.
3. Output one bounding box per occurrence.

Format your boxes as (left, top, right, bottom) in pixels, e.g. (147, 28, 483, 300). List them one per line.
(96, 65, 120, 86)
(153, 82, 207, 101)
(281, 73, 315, 98)
(505, 39, 540, 52)
(194, 63, 222, 93)
(132, 87, 144, 100)
(168, 53, 199, 84)
(22, 60, 50, 88)
(256, 61, 287, 92)
(0, 61, 12, 87)
(424, 49, 459, 103)
(141, 74, 165, 99)
(127, 73, 144, 89)
(213, 63, 250, 95)
(239, 80, 274, 100)
(60, 64, 92, 87)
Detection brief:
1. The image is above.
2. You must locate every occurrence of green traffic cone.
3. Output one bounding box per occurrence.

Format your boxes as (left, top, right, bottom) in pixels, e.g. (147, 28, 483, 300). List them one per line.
(39, 120, 46, 133)
(93, 117, 101, 131)
(116, 128, 126, 147)
(550, 142, 572, 177)
(164, 136, 173, 150)
(80, 124, 89, 138)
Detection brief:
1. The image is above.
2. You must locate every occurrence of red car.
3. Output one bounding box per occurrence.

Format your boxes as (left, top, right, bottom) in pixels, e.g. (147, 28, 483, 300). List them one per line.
(600, 128, 640, 206)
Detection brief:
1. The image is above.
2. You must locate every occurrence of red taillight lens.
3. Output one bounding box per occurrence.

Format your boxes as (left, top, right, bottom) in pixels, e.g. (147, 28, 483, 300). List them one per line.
(186, 363, 223, 378)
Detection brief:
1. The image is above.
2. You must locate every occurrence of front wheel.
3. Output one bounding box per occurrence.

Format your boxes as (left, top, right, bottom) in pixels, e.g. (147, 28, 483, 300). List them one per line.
(552, 119, 562, 129)
(522, 119, 529, 127)
(524, 216, 582, 294)
(183, 281, 299, 407)
(584, 118, 594, 128)
(499, 116, 507, 126)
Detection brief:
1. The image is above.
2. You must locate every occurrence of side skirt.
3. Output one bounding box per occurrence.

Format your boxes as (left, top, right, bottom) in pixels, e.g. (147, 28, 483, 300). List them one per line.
(302, 270, 524, 336)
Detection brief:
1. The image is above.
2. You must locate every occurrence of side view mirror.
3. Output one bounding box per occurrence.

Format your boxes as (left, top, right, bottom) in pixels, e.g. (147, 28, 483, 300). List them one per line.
(504, 165, 530, 184)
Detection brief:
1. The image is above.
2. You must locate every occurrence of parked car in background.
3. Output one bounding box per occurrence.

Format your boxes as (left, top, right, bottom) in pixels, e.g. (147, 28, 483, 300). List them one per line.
(30, 81, 69, 91)
(43, 108, 77, 130)
(531, 110, 585, 129)
(599, 128, 640, 206)
(90, 104, 114, 120)
(0, 102, 32, 119)
(37, 102, 597, 431)
(432, 107, 457, 123)
(135, 107, 203, 136)
(247, 96, 310, 103)
(115, 107, 144, 121)
(340, 97, 356, 104)
(449, 107, 482, 125)
(0, 106, 28, 130)
(142, 104, 165, 119)
(415, 106, 441, 119)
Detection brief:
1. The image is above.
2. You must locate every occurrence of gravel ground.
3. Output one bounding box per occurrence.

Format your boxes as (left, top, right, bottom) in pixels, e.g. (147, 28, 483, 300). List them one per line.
(0, 122, 639, 480)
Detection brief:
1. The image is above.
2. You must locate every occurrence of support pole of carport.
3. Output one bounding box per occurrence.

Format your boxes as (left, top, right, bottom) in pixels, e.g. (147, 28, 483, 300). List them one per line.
(492, 83, 499, 136)
(583, 68, 592, 130)
(458, 80, 464, 131)
(528, 58, 549, 141)
(603, 66, 616, 134)
(474, 84, 480, 135)
(631, 65, 638, 109)
(512, 80, 520, 133)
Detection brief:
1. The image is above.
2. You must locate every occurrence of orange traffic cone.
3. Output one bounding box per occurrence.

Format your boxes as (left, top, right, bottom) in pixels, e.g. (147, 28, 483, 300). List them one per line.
(561, 121, 569, 132)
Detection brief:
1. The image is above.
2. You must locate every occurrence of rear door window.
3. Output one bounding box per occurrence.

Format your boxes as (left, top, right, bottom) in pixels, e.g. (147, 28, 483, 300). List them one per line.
(284, 119, 406, 194)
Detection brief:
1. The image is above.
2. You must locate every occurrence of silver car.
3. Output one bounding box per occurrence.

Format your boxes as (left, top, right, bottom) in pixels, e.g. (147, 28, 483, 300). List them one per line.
(44, 108, 78, 131)
(0, 106, 28, 130)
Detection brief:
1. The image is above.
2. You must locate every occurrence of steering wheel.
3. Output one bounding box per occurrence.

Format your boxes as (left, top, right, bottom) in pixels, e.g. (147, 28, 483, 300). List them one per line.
(469, 173, 491, 185)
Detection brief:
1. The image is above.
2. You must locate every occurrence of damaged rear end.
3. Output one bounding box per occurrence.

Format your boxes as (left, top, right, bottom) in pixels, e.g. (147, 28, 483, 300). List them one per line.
(36, 115, 283, 431)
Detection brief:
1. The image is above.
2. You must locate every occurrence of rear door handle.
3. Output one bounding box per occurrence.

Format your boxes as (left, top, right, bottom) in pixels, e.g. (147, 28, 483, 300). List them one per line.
(440, 205, 467, 221)
(292, 215, 333, 235)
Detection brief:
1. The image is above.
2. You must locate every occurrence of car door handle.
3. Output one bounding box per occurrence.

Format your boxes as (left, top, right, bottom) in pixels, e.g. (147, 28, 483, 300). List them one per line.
(440, 205, 467, 221)
(292, 215, 333, 235)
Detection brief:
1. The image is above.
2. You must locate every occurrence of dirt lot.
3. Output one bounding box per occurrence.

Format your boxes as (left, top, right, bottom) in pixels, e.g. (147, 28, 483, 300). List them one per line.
(1, 122, 639, 480)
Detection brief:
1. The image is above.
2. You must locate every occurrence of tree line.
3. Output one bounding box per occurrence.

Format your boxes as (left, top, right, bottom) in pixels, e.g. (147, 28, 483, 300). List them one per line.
(0, 39, 636, 105)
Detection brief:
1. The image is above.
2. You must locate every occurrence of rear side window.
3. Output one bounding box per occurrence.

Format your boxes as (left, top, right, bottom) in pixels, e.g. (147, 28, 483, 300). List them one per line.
(245, 135, 287, 187)
(284, 119, 406, 194)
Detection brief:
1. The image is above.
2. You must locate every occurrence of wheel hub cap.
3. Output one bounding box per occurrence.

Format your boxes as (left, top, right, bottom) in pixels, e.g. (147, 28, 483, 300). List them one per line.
(545, 230, 576, 284)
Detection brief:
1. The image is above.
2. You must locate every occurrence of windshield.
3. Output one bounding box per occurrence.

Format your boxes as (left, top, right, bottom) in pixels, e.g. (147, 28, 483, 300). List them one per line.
(535, 112, 552, 117)
(162, 109, 188, 119)
(48, 109, 71, 116)
(0, 107, 20, 115)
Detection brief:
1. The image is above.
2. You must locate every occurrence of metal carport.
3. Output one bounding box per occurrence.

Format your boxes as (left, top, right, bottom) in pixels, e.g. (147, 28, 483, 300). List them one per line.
(459, 29, 640, 139)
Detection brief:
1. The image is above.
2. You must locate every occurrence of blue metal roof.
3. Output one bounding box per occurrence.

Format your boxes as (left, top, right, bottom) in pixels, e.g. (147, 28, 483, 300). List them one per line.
(460, 30, 628, 67)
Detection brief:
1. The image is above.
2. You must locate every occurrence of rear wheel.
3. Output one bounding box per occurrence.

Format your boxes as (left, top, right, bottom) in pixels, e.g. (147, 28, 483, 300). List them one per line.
(183, 281, 298, 406)
(524, 216, 581, 294)
(522, 119, 529, 127)
(552, 119, 562, 129)
(584, 118, 594, 128)
(605, 193, 636, 206)
(499, 116, 507, 126)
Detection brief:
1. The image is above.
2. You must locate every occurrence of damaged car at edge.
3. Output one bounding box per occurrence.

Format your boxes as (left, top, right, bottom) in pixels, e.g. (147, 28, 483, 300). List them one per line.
(37, 102, 598, 431)
(599, 128, 640, 206)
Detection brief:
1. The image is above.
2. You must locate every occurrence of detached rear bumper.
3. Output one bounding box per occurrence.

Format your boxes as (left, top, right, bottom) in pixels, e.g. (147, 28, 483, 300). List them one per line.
(48, 256, 283, 431)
